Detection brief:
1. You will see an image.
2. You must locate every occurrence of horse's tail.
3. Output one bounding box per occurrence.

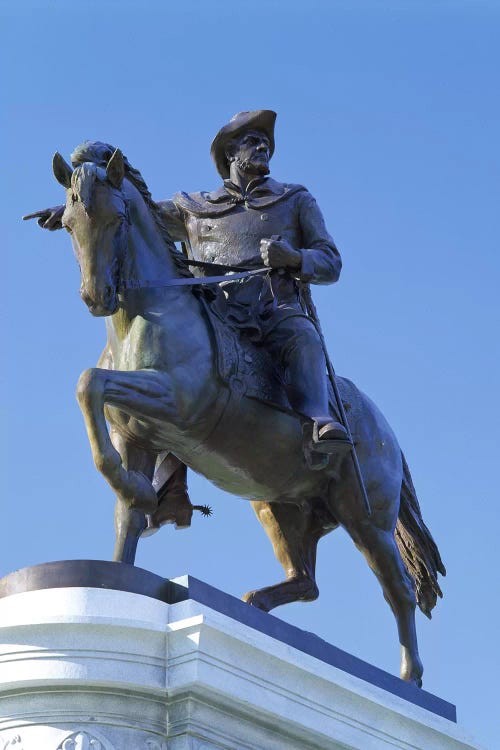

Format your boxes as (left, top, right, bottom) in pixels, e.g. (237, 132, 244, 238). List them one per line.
(395, 452, 446, 618)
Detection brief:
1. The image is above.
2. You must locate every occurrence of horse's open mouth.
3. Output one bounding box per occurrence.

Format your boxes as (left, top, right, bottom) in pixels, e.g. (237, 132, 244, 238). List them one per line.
(87, 300, 119, 317)
(81, 284, 119, 316)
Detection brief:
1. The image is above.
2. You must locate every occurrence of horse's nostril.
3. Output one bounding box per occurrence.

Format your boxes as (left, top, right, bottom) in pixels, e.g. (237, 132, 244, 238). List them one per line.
(80, 288, 91, 305)
(104, 285, 114, 301)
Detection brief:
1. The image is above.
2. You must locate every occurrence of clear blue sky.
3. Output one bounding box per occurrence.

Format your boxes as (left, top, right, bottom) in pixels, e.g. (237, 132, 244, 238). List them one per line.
(1, 2, 498, 747)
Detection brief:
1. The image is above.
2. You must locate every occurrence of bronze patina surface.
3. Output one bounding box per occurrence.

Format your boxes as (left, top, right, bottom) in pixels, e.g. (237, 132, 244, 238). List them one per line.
(24, 111, 445, 687)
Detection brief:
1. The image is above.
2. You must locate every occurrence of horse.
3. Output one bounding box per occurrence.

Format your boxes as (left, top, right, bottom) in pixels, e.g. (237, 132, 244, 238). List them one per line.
(49, 145, 445, 687)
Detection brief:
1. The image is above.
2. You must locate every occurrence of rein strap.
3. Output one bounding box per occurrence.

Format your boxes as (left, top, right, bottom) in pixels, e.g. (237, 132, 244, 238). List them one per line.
(177, 256, 260, 273)
(121, 265, 270, 291)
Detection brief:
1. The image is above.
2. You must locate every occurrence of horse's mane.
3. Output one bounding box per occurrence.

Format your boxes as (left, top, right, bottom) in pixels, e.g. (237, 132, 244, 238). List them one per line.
(71, 141, 192, 278)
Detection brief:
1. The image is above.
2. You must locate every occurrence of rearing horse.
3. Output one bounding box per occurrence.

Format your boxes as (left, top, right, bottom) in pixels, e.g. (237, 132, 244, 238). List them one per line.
(50, 146, 445, 686)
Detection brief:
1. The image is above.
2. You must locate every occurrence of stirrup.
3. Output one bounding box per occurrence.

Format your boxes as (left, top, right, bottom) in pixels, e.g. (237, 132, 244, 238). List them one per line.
(311, 421, 353, 455)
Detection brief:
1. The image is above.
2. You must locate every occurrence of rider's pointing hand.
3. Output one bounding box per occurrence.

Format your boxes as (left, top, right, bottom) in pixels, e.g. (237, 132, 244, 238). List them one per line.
(23, 205, 65, 230)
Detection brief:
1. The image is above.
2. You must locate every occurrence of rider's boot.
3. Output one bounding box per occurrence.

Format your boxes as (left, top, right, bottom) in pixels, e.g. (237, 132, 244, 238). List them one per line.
(282, 324, 352, 455)
(142, 457, 193, 536)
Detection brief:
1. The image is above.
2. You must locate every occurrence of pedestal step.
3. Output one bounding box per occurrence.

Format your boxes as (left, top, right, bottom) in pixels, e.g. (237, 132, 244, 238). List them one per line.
(0, 561, 482, 750)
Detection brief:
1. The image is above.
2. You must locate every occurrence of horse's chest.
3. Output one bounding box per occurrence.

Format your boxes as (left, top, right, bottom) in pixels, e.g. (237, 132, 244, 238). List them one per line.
(109, 319, 162, 370)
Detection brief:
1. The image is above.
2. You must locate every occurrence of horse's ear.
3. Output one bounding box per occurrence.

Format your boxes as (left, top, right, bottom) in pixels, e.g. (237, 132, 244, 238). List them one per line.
(106, 148, 125, 189)
(53, 152, 72, 188)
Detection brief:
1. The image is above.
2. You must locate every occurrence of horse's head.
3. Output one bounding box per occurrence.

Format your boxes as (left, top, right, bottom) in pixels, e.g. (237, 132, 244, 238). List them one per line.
(54, 149, 128, 316)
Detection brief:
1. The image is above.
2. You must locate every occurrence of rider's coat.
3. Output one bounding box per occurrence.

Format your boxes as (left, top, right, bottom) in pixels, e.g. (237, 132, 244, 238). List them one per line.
(157, 176, 341, 402)
(158, 177, 341, 282)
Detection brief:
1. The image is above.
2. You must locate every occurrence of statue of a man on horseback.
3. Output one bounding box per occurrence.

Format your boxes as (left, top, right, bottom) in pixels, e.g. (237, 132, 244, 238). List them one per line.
(24, 111, 446, 687)
(158, 110, 349, 441)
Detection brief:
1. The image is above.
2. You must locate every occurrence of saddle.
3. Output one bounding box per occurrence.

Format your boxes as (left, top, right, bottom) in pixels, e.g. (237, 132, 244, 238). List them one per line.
(198, 292, 362, 441)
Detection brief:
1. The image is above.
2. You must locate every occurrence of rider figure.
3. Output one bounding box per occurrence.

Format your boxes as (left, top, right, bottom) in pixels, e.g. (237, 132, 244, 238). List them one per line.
(159, 110, 348, 444)
(30, 110, 349, 528)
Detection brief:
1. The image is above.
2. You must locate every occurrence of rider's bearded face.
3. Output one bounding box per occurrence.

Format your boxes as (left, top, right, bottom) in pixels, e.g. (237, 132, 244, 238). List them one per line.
(228, 130, 271, 176)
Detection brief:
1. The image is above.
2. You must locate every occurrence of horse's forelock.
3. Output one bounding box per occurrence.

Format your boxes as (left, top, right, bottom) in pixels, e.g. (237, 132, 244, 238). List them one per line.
(71, 162, 104, 210)
(71, 140, 114, 168)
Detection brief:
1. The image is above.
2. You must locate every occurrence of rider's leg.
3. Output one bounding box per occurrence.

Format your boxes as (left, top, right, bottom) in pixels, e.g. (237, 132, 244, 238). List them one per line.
(265, 317, 348, 442)
(151, 455, 193, 530)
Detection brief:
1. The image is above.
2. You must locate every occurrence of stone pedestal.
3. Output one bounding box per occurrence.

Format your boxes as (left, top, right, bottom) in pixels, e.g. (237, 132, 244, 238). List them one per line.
(0, 561, 482, 749)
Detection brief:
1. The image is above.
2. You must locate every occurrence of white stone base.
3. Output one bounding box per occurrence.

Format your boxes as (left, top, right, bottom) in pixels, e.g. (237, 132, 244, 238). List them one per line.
(0, 577, 483, 750)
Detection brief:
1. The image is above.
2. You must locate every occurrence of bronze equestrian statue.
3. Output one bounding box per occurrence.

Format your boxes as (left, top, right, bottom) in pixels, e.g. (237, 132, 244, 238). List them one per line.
(25, 111, 445, 687)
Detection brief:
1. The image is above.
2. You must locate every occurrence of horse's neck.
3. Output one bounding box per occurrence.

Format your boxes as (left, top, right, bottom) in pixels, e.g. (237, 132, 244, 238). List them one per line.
(109, 188, 209, 370)
(124, 192, 177, 285)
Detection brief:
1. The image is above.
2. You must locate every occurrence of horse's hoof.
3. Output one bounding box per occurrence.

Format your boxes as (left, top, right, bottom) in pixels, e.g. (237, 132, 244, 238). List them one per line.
(299, 582, 320, 602)
(400, 649, 423, 688)
(242, 590, 271, 612)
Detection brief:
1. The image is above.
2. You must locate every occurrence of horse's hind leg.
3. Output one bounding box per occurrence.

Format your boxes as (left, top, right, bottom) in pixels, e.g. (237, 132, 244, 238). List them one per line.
(243, 500, 331, 612)
(332, 465, 423, 686)
(110, 429, 156, 564)
(352, 523, 422, 685)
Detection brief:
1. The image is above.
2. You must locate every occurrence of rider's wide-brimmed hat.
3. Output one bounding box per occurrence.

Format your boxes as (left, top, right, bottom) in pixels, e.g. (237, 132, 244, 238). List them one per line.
(210, 110, 277, 179)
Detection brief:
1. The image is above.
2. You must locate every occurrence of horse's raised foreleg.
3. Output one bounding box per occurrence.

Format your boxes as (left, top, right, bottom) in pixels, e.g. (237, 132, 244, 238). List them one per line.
(243, 500, 332, 611)
(110, 428, 155, 564)
(76, 367, 175, 514)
